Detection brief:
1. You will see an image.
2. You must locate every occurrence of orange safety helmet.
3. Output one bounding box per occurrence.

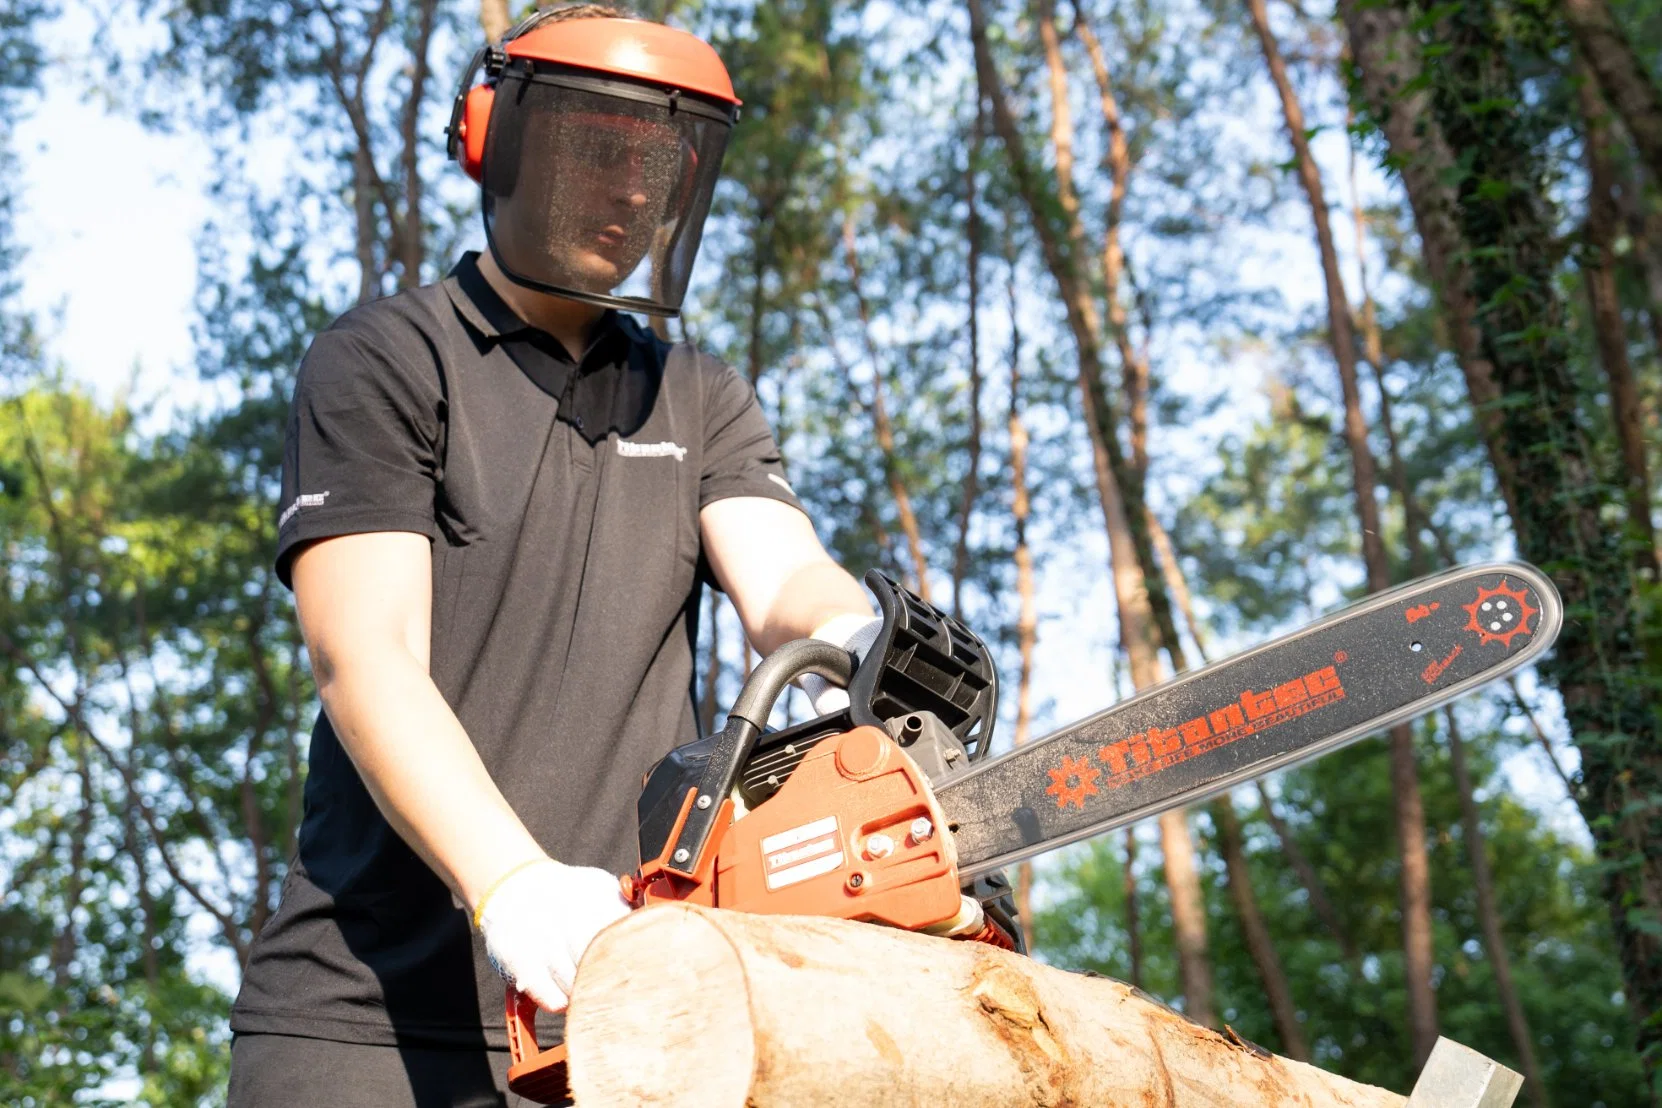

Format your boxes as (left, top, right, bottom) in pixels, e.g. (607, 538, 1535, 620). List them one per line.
(446, 8, 741, 318)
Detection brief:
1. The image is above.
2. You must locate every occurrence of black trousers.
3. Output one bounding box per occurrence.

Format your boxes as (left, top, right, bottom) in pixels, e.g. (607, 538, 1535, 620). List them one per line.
(227, 1033, 565, 1108)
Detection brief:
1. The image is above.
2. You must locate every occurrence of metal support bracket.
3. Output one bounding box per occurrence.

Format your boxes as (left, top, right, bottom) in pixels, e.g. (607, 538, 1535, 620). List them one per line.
(1407, 1038, 1523, 1108)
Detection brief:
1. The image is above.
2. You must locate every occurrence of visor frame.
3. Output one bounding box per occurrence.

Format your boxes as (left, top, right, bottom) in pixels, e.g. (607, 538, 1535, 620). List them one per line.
(480, 66, 735, 320)
(499, 58, 740, 126)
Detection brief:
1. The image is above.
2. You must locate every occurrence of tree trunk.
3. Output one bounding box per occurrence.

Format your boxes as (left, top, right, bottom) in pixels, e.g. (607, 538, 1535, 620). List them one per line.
(1008, 260, 1039, 954)
(1338, 0, 1520, 524)
(1148, 510, 1206, 663)
(1347, 120, 1432, 574)
(352, 144, 380, 305)
(1504, 676, 1576, 800)
(397, 0, 438, 290)
(1025, 0, 1214, 1022)
(1414, 0, 1662, 1085)
(749, 216, 769, 387)
(479, 0, 511, 42)
(1576, 69, 1659, 570)
(1255, 781, 1361, 963)
(1074, 5, 1149, 477)
(953, 102, 987, 621)
(1562, 0, 1662, 185)
(842, 217, 933, 602)
(1124, 827, 1143, 989)
(50, 754, 91, 987)
(1444, 709, 1549, 1107)
(1214, 798, 1310, 1061)
(1248, 0, 1439, 1065)
(965, 0, 1183, 683)
(565, 904, 1408, 1107)
(701, 589, 722, 736)
(1143, 514, 1316, 1034)
(1159, 808, 1215, 1027)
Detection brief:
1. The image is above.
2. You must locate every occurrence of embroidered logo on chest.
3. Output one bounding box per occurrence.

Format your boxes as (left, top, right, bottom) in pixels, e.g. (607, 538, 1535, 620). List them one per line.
(616, 440, 688, 462)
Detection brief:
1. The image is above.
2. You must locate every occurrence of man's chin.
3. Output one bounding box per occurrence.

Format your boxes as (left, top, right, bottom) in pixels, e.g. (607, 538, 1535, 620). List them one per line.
(551, 249, 632, 292)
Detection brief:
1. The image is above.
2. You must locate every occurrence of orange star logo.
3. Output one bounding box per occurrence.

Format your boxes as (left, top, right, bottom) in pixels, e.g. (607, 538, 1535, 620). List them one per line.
(1045, 754, 1101, 810)
(1461, 579, 1537, 649)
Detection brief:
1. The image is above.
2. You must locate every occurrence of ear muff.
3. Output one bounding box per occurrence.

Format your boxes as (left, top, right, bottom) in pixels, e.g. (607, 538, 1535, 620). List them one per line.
(458, 85, 496, 182)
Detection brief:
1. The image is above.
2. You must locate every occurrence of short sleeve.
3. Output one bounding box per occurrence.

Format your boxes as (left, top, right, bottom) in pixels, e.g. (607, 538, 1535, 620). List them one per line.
(698, 355, 807, 515)
(274, 321, 444, 589)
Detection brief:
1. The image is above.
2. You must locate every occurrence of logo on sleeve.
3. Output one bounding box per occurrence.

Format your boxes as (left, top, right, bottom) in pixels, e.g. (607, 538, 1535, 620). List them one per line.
(278, 491, 331, 529)
(616, 440, 687, 462)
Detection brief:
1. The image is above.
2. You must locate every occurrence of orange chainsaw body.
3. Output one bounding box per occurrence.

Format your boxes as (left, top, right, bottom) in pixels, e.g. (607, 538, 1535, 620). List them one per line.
(505, 725, 981, 1100)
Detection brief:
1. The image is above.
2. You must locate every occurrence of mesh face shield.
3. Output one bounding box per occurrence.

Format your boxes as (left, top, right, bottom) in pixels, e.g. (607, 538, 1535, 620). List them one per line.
(482, 67, 734, 318)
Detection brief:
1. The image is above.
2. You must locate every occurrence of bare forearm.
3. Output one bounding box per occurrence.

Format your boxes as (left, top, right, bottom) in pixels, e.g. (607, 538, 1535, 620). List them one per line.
(750, 559, 873, 654)
(319, 652, 545, 911)
(700, 499, 874, 655)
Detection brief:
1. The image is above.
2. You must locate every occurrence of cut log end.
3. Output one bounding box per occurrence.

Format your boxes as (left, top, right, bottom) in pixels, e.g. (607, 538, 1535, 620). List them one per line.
(566, 907, 755, 1105)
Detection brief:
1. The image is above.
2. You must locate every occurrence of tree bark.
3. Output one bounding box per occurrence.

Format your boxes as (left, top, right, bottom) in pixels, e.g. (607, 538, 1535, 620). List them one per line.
(351, 144, 381, 305)
(842, 217, 933, 602)
(1074, 6, 1149, 478)
(953, 102, 987, 621)
(1248, 0, 1439, 1065)
(1411, 0, 1662, 1083)
(1124, 827, 1143, 989)
(1255, 781, 1361, 963)
(1562, 0, 1662, 185)
(1008, 259, 1039, 954)
(1576, 69, 1659, 571)
(1347, 119, 1432, 574)
(1159, 808, 1215, 1027)
(50, 752, 91, 987)
(1148, 511, 1206, 663)
(1504, 676, 1576, 800)
(701, 589, 722, 736)
(397, 0, 439, 290)
(565, 904, 1407, 1107)
(1214, 798, 1310, 1061)
(1444, 709, 1548, 1107)
(1338, 0, 1520, 524)
(1024, 0, 1214, 1023)
(1145, 508, 1309, 1033)
(971, 0, 1212, 1020)
(479, 0, 511, 42)
(966, 0, 1182, 684)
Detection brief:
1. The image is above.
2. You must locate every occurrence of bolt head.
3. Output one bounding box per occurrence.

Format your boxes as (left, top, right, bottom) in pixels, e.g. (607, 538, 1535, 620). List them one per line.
(909, 817, 934, 843)
(847, 872, 866, 890)
(672, 848, 690, 864)
(864, 832, 895, 860)
(696, 794, 713, 810)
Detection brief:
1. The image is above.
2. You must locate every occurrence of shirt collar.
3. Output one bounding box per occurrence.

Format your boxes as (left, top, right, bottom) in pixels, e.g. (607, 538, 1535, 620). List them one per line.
(444, 251, 530, 341)
(443, 251, 632, 367)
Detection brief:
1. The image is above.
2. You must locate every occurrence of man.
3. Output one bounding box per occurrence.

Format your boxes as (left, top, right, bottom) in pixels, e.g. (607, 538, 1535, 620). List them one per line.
(227, 7, 878, 1105)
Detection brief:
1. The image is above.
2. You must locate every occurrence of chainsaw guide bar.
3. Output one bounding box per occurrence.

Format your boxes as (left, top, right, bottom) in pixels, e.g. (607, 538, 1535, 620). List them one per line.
(937, 561, 1561, 878)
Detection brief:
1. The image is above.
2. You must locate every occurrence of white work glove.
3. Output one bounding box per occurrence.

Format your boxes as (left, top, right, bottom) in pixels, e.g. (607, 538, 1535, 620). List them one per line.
(795, 614, 883, 716)
(474, 858, 632, 1013)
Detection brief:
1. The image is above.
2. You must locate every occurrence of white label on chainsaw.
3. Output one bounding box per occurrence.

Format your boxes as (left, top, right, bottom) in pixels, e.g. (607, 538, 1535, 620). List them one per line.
(766, 846, 845, 890)
(762, 816, 843, 891)
(761, 815, 838, 855)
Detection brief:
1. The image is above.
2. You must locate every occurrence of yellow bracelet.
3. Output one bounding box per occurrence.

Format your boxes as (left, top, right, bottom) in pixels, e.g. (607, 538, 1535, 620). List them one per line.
(471, 858, 552, 931)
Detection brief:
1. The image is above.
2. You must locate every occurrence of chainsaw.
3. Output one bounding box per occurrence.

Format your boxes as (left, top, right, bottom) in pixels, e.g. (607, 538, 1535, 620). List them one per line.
(505, 561, 1562, 1101)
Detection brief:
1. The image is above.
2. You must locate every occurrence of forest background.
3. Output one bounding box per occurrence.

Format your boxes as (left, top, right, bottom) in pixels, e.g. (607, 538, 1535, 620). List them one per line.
(2, 0, 1659, 1104)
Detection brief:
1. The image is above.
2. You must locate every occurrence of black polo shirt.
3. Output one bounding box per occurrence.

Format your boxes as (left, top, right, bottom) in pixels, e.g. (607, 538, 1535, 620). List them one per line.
(232, 253, 805, 1049)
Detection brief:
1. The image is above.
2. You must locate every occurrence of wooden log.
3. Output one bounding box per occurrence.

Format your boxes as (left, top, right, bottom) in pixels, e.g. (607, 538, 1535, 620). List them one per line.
(565, 904, 1404, 1107)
